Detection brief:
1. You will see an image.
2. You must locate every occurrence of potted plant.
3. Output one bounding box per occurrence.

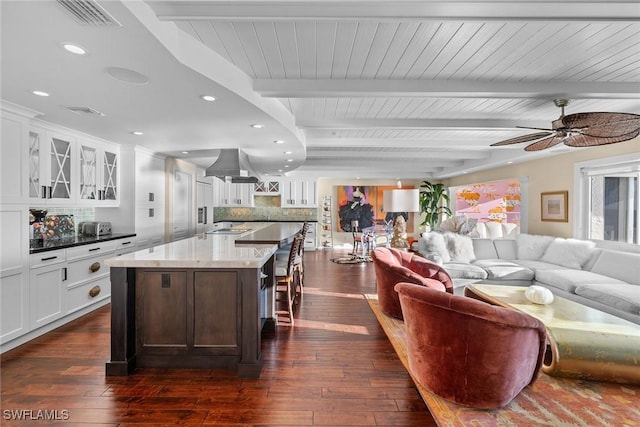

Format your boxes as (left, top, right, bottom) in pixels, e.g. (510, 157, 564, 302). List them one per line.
(419, 180, 452, 230)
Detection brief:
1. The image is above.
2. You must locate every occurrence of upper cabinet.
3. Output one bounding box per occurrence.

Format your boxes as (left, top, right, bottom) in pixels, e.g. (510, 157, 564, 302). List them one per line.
(281, 179, 317, 208)
(215, 180, 254, 207)
(27, 125, 120, 207)
(77, 139, 119, 206)
(28, 126, 76, 205)
(254, 180, 280, 195)
(1, 109, 29, 205)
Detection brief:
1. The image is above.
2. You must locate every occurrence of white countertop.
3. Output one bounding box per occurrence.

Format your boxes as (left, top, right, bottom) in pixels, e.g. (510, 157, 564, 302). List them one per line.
(105, 223, 283, 269)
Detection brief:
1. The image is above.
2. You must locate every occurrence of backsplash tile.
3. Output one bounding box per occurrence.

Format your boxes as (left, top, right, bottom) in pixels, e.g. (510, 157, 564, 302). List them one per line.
(29, 206, 95, 236)
(215, 206, 317, 222)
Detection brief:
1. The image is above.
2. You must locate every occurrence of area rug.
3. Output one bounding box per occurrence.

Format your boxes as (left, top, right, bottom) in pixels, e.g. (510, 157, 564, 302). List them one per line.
(330, 255, 372, 264)
(365, 294, 640, 427)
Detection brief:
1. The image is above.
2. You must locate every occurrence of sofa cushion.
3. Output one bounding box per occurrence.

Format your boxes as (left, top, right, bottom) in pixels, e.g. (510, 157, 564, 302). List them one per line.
(443, 262, 489, 280)
(574, 284, 640, 315)
(534, 269, 627, 294)
(590, 250, 640, 286)
(472, 238, 498, 260)
(540, 238, 597, 269)
(472, 259, 534, 281)
(515, 259, 571, 271)
(516, 234, 554, 260)
(443, 232, 475, 263)
(494, 239, 518, 260)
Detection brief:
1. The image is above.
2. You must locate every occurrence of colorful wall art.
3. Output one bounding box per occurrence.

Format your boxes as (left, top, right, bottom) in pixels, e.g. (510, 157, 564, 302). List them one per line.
(453, 180, 521, 225)
(337, 185, 415, 232)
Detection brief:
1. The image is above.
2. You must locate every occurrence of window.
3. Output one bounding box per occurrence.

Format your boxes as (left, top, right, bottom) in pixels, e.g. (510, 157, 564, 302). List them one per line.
(576, 154, 639, 244)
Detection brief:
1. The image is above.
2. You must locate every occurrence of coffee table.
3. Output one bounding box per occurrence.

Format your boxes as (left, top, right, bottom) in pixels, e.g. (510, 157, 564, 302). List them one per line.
(465, 284, 640, 385)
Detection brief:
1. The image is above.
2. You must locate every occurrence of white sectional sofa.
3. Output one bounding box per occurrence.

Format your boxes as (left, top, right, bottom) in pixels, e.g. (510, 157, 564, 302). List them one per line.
(416, 232, 640, 325)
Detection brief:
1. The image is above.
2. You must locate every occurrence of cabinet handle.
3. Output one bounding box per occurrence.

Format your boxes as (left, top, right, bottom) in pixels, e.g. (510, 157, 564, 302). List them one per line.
(121, 241, 132, 246)
(62, 267, 67, 281)
(89, 247, 101, 252)
(41, 185, 47, 199)
(47, 186, 52, 199)
(41, 256, 58, 261)
(89, 262, 101, 273)
(88, 286, 101, 298)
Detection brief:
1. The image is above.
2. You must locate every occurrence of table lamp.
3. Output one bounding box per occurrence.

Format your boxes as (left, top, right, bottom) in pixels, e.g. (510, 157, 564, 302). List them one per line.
(383, 188, 419, 249)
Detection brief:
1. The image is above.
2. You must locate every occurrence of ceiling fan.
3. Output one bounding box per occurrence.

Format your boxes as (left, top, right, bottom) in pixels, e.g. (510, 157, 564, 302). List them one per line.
(491, 99, 640, 151)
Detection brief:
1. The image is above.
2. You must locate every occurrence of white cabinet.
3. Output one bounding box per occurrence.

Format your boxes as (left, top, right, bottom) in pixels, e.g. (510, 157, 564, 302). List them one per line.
(281, 179, 317, 207)
(78, 140, 119, 206)
(0, 207, 30, 344)
(215, 180, 254, 207)
(29, 250, 67, 329)
(65, 242, 115, 314)
(1, 110, 28, 204)
(254, 180, 280, 195)
(28, 126, 76, 204)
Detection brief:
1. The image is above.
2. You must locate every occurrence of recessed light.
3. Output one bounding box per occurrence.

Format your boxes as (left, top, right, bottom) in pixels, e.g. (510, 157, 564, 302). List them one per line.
(278, 169, 284, 172)
(507, 161, 513, 164)
(251, 124, 264, 129)
(284, 165, 290, 168)
(286, 159, 294, 162)
(32, 90, 49, 97)
(274, 140, 284, 144)
(284, 151, 292, 154)
(131, 131, 144, 136)
(63, 43, 86, 55)
(181, 151, 189, 154)
(200, 95, 216, 102)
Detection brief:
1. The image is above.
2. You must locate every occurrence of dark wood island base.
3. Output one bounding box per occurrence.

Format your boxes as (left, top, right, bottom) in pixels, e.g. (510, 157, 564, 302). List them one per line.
(106, 258, 275, 378)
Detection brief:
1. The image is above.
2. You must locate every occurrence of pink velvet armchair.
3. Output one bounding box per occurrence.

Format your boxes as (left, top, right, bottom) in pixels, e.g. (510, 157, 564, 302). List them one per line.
(395, 282, 547, 409)
(371, 247, 453, 319)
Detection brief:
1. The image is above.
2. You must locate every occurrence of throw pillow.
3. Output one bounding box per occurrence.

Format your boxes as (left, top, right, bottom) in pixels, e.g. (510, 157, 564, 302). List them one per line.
(442, 232, 475, 263)
(417, 232, 450, 264)
(516, 234, 554, 260)
(540, 238, 597, 269)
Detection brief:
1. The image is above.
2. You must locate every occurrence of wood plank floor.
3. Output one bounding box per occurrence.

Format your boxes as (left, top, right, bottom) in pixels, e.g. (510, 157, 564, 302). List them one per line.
(1, 249, 437, 426)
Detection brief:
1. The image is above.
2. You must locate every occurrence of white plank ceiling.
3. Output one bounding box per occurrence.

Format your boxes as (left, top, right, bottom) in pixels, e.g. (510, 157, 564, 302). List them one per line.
(2, 1, 639, 179)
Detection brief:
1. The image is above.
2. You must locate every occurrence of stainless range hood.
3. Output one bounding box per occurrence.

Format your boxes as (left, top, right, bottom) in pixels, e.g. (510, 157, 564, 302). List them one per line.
(204, 149, 260, 183)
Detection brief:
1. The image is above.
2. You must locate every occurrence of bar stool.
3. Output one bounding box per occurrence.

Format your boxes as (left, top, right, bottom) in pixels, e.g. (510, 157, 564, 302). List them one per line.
(275, 235, 303, 324)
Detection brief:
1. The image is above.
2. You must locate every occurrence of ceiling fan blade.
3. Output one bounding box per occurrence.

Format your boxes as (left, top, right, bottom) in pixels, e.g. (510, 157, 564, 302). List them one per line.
(490, 131, 553, 147)
(563, 112, 640, 138)
(563, 129, 640, 147)
(516, 125, 554, 132)
(524, 135, 565, 151)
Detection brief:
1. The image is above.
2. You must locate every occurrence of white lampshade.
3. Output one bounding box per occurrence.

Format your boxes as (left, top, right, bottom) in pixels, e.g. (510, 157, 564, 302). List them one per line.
(383, 189, 419, 212)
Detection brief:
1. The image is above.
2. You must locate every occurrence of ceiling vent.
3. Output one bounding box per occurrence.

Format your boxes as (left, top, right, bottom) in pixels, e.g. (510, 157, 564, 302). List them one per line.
(66, 106, 106, 117)
(57, 0, 122, 27)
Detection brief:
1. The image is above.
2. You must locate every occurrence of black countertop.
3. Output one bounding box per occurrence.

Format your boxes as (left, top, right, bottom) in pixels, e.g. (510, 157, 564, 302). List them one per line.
(29, 233, 137, 254)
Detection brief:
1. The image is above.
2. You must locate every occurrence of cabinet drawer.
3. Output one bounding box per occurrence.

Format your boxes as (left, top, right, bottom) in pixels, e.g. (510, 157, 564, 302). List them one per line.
(67, 275, 111, 314)
(66, 241, 116, 261)
(65, 252, 113, 286)
(30, 249, 66, 269)
(114, 238, 135, 252)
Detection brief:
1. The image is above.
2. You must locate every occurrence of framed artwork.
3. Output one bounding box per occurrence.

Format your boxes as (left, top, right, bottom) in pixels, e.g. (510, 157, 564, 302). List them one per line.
(336, 185, 415, 232)
(541, 191, 568, 222)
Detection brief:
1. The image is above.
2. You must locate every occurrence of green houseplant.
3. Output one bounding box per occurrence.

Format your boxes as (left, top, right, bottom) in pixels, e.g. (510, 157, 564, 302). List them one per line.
(419, 180, 452, 229)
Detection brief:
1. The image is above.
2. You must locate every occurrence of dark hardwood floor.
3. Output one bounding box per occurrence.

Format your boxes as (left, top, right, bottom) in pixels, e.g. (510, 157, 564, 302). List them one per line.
(1, 249, 437, 426)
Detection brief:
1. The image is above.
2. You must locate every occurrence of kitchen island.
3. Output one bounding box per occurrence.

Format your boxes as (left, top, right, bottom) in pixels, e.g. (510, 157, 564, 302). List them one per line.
(104, 223, 302, 378)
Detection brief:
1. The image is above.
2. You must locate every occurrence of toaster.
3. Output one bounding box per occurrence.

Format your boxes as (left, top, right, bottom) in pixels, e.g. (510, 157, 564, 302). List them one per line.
(81, 221, 112, 236)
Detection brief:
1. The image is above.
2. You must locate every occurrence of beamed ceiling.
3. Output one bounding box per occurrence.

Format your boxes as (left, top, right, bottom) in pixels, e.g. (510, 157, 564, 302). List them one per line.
(2, 1, 639, 179)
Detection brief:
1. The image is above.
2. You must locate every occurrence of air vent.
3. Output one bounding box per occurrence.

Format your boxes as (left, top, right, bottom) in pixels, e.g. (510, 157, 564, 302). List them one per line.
(57, 0, 122, 27)
(66, 106, 106, 117)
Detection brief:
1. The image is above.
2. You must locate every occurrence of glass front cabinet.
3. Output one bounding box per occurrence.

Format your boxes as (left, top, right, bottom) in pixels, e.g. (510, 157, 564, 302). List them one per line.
(29, 126, 119, 206)
(28, 127, 76, 205)
(78, 140, 119, 206)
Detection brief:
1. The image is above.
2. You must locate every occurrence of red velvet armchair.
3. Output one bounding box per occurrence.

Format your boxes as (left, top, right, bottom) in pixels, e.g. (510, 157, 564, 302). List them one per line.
(371, 247, 453, 319)
(395, 282, 547, 409)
